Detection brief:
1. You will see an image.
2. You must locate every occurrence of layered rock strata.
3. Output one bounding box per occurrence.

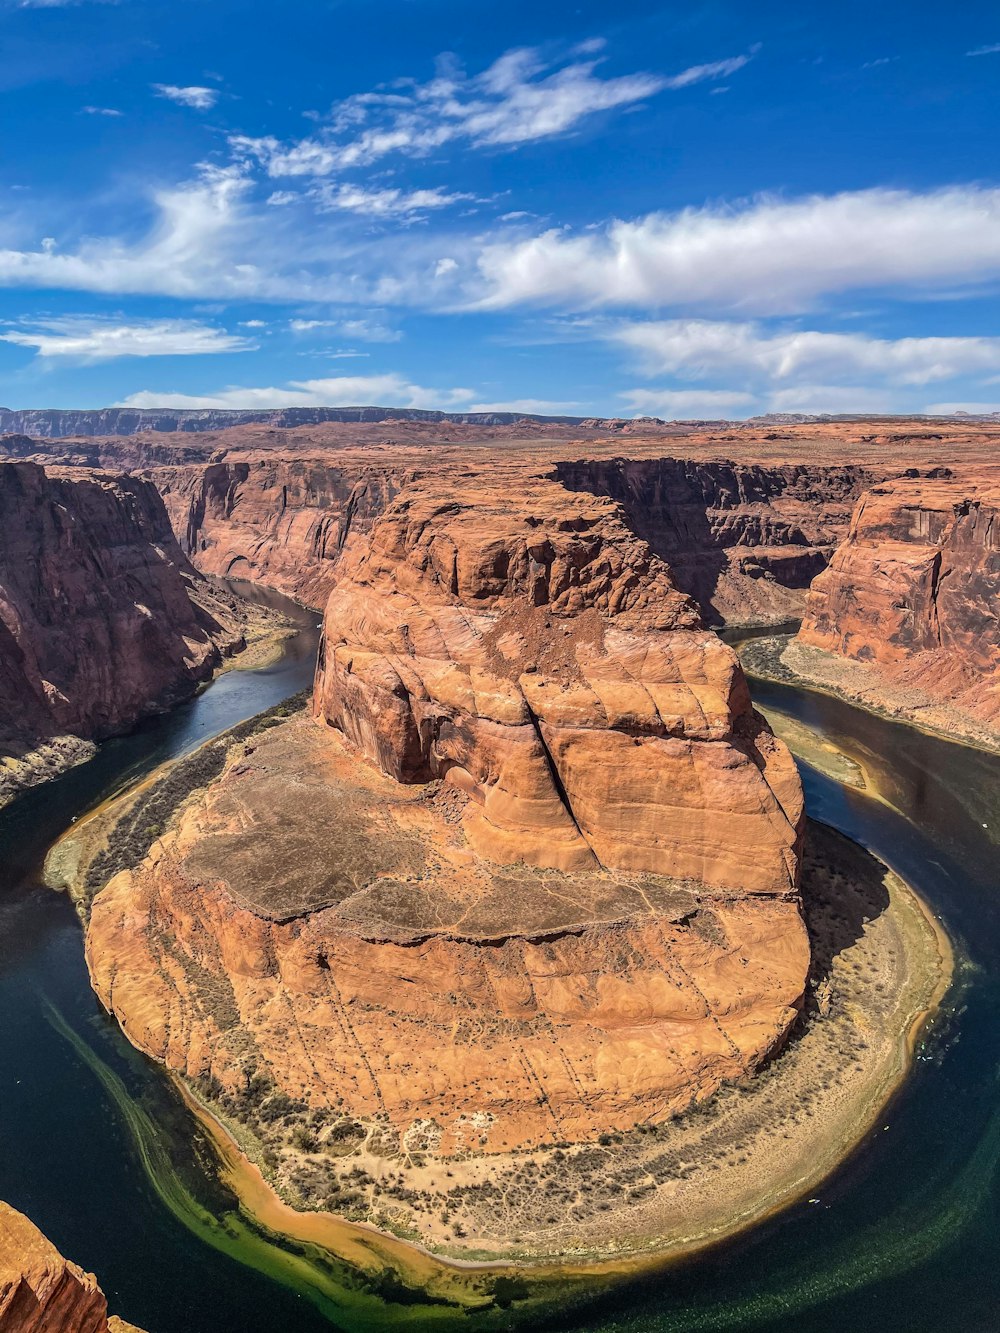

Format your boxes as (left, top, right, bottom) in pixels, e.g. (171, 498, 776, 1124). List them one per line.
(798, 475, 1000, 738)
(554, 458, 874, 624)
(0, 461, 257, 806)
(0, 1201, 144, 1332)
(152, 458, 411, 609)
(88, 474, 808, 1158)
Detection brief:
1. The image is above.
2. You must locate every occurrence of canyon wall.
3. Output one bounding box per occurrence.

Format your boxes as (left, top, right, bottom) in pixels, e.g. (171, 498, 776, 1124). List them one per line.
(88, 469, 808, 1158)
(797, 475, 1000, 736)
(0, 461, 253, 804)
(554, 458, 875, 624)
(151, 457, 412, 609)
(0, 1201, 144, 1332)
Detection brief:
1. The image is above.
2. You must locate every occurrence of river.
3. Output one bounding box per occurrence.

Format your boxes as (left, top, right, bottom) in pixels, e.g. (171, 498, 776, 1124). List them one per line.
(0, 603, 996, 1333)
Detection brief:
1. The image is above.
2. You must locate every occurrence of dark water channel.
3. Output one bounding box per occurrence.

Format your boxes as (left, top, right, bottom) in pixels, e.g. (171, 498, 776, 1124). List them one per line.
(0, 604, 997, 1332)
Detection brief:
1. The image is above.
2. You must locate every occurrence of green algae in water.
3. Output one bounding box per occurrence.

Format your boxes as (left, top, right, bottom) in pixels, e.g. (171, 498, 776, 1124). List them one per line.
(42, 999, 608, 1331)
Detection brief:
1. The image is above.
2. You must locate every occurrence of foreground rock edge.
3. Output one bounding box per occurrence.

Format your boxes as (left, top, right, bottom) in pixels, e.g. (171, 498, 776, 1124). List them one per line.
(0, 1200, 146, 1333)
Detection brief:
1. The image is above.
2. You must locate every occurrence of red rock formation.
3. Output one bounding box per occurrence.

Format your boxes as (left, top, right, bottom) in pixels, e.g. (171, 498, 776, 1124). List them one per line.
(0, 1201, 144, 1332)
(553, 457, 875, 624)
(152, 457, 410, 609)
(315, 473, 803, 892)
(798, 474, 1000, 734)
(86, 469, 808, 1161)
(0, 461, 253, 805)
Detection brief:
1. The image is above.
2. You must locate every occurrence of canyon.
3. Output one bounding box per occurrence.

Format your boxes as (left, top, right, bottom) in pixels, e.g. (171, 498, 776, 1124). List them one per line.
(0, 461, 276, 809)
(0, 1203, 144, 1333)
(0, 413, 991, 1276)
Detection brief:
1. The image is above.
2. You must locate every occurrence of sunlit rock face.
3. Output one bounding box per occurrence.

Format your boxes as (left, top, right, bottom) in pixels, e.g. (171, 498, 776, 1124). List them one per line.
(314, 472, 804, 893)
(87, 465, 809, 1158)
(0, 1201, 146, 1332)
(799, 475, 1000, 731)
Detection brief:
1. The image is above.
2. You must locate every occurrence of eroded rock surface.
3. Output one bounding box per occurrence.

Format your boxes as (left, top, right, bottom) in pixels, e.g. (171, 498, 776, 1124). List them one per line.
(0, 461, 258, 806)
(88, 473, 808, 1158)
(0, 1201, 144, 1332)
(798, 474, 1000, 737)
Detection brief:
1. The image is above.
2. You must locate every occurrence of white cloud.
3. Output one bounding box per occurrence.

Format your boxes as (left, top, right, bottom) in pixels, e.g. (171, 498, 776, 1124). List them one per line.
(153, 85, 220, 111)
(82, 106, 124, 117)
(967, 43, 1000, 56)
(466, 397, 583, 414)
(472, 187, 1000, 313)
(0, 315, 255, 362)
(289, 315, 402, 341)
(621, 388, 757, 418)
(311, 183, 472, 217)
(117, 373, 476, 410)
(239, 318, 267, 328)
(228, 42, 687, 179)
(338, 317, 402, 342)
(766, 385, 896, 414)
(663, 46, 759, 89)
(614, 319, 1000, 385)
(924, 401, 1000, 415)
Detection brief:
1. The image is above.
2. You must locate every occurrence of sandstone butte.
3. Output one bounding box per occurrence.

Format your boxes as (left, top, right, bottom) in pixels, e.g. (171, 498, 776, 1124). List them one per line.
(798, 472, 1000, 736)
(87, 467, 810, 1157)
(0, 1202, 144, 1333)
(0, 460, 266, 808)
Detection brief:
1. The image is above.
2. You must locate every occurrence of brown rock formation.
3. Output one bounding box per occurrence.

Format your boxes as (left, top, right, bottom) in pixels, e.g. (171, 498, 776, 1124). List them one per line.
(152, 458, 410, 609)
(798, 473, 1000, 737)
(553, 457, 875, 624)
(0, 1201, 144, 1332)
(314, 474, 803, 891)
(87, 471, 808, 1158)
(0, 461, 258, 806)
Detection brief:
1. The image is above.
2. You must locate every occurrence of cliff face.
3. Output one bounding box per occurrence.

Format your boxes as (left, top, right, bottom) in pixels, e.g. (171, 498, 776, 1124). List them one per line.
(0, 1201, 144, 1332)
(152, 458, 411, 609)
(798, 475, 1000, 733)
(0, 462, 251, 804)
(314, 474, 803, 891)
(554, 458, 874, 624)
(88, 471, 808, 1159)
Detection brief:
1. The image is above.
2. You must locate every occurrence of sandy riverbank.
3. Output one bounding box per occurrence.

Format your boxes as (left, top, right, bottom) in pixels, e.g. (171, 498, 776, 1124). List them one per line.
(741, 635, 1000, 758)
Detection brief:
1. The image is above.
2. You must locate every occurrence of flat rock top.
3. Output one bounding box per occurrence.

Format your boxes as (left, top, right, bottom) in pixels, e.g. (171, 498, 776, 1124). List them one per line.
(175, 717, 703, 938)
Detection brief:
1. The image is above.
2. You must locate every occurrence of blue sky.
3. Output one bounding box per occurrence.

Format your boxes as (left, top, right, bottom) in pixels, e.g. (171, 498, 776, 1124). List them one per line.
(1, 0, 999, 417)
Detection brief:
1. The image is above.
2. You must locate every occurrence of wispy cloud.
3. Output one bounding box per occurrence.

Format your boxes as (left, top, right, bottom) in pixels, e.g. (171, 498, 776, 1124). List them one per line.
(967, 43, 1000, 56)
(153, 84, 220, 111)
(82, 105, 124, 117)
(613, 319, 1000, 385)
(0, 315, 255, 362)
(290, 315, 402, 341)
(117, 372, 476, 410)
(924, 401, 999, 414)
(471, 187, 1000, 313)
(310, 183, 473, 217)
(229, 41, 734, 181)
(621, 388, 757, 418)
(663, 46, 760, 89)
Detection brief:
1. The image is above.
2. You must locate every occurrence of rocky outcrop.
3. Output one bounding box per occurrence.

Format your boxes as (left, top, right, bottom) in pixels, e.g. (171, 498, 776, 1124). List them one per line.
(554, 458, 874, 624)
(0, 1201, 145, 1332)
(0, 462, 257, 805)
(152, 458, 411, 609)
(314, 474, 803, 891)
(798, 474, 1000, 737)
(87, 471, 808, 1162)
